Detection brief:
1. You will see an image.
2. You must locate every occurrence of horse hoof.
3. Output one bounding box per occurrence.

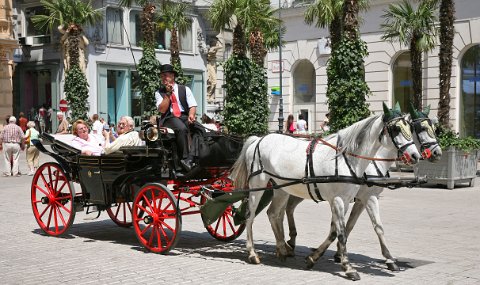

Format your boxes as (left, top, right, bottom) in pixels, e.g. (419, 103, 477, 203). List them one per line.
(333, 254, 341, 263)
(305, 256, 315, 269)
(248, 255, 261, 264)
(286, 240, 296, 250)
(346, 272, 361, 281)
(387, 262, 400, 272)
(285, 242, 295, 257)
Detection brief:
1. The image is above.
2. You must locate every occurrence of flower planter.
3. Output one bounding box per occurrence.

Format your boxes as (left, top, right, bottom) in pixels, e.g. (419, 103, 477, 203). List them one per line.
(414, 148, 478, 189)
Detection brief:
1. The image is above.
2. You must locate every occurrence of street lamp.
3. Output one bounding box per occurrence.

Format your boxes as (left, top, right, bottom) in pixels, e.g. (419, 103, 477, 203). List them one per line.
(277, 0, 284, 133)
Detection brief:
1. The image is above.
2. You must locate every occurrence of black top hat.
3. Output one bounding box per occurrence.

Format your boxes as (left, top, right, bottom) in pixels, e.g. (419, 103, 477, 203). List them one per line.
(160, 64, 178, 76)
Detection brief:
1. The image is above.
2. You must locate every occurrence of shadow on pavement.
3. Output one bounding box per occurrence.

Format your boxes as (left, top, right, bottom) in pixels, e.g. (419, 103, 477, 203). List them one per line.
(31, 220, 434, 280)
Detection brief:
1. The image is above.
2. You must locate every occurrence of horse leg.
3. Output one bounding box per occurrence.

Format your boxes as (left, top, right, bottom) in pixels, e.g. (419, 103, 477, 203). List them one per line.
(365, 195, 399, 271)
(334, 199, 366, 263)
(285, 195, 304, 250)
(306, 220, 337, 269)
(246, 190, 265, 264)
(266, 190, 294, 261)
(329, 197, 360, 281)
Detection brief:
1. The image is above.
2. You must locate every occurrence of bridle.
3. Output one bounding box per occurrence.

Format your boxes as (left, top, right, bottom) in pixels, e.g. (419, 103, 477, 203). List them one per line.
(410, 117, 440, 159)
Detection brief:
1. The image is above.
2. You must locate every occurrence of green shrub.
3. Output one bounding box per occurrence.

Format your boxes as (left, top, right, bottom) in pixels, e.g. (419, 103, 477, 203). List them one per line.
(437, 126, 480, 151)
(326, 38, 371, 131)
(64, 65, 89, 122)
(222, 55, 269, 136)
(138, 45, 161, 117)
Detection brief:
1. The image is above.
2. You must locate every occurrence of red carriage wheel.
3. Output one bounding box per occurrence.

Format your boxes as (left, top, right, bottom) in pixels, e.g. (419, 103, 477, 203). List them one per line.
(200, 178, 246, 242)
(31, 162, 76, 236)
(132, 183, 181, 254)
(107, 201, 133, 227)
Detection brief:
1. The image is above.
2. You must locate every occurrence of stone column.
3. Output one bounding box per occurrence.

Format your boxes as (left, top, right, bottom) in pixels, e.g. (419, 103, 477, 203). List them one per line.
(0, 0, 17, 116)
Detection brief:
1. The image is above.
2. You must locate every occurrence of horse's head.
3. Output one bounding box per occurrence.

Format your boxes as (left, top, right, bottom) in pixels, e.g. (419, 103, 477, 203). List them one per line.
(408, 103, 443, 162)
(382, 102, 421, 165)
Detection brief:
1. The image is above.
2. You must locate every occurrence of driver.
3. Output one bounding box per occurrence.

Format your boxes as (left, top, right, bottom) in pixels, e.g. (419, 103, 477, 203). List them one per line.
(155, 64, 197, 171)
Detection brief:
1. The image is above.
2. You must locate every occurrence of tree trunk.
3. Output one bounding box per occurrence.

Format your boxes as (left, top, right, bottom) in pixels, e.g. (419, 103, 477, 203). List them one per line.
(343, 0, 359, 40)
(411, 37, 423, 110)
(170, 26, 179, 60)
(329, 14, 342, 50)
(66, 25, 81, 69)
(438, 0, 455, 128)
(249, 28, 266, 66)
(233, 24, 246, 57)
(141, 3, 156, 48)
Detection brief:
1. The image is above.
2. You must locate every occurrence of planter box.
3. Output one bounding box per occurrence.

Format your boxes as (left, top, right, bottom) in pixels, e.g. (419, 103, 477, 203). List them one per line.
(414, 148, 478, 189)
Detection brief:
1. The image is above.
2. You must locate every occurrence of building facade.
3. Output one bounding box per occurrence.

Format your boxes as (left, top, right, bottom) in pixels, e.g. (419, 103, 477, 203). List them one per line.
(0, 0, 17, 117)
(11, 0, 227, 130)
(266, 0, 480, 137)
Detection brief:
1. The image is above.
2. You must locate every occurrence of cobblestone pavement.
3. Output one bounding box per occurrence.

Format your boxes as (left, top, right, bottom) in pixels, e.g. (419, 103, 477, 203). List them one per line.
(1, 150, 479, 284)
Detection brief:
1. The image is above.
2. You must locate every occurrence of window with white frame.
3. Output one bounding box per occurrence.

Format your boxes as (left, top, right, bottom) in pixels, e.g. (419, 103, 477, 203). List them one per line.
(392, 52, 413, 113)
(129, 11, 192, 52)
(107, 7, 123, 44)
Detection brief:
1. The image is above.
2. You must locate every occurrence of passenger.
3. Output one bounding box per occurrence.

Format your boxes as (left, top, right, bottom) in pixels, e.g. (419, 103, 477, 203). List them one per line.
(70, 120, 104, 156)
(56, 112, 69, 134)
(102, 116, 141, 155)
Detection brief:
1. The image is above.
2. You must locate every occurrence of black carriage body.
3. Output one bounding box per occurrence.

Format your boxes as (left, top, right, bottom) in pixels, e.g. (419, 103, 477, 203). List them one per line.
(35, 134, 169, 207)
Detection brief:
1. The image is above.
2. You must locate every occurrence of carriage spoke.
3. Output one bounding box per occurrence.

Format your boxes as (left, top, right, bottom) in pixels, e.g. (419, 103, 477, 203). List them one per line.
(158, 223, 170, 245)
(159, 220, 175, 233)
(54, 200, 71, 214)
(136, 203, 152, 216)
(55, 205, 67, 227)
(40, 174, 52, 194)
(53, 204, 59, 233)
(46, 206, 54, 229)
(34, 184, 49, 196)
(141, 194, 154, 213)
(147, 225, 155, 247)
(140, 223, 152, 235)
(38, 204, 51, 219)
(56, 181, 67, 194)
(226, 214, 236, 232)
(54, 168, 60, 192)
(122, 203, 127, 223)
(155, 226, 162, 249)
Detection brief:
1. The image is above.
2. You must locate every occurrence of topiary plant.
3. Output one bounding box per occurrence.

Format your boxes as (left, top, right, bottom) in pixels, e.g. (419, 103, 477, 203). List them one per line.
(64, 65, 89, 122)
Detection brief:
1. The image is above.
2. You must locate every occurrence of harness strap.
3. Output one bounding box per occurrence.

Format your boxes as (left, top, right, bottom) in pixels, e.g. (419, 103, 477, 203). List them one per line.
(305, 139, 324, 202)
(249, 136, 266, 180)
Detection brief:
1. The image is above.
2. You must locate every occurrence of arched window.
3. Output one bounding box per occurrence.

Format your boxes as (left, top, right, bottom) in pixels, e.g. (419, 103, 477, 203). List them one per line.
(392, 52, 413, 112)
(293, 60, 315, 104)
(460, 45, 480, 137)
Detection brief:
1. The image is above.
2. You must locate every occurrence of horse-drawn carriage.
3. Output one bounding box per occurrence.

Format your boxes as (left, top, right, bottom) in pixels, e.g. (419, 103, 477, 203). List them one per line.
(31, 121, 245, 253)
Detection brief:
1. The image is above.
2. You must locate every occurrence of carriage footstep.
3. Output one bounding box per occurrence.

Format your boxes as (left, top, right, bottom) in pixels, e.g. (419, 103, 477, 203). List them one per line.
(346, 272, 361, 281)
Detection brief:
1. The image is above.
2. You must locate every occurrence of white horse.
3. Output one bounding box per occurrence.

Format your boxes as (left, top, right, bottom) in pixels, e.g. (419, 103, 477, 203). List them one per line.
(285, 105, 442, 272)
(231, 106, 421, 281)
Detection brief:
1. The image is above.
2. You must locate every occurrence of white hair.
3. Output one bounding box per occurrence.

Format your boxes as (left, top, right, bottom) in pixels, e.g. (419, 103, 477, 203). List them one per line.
(9, 116, 16, 123)
(57, 112, 64, 117)
(121, 116, 135, 128)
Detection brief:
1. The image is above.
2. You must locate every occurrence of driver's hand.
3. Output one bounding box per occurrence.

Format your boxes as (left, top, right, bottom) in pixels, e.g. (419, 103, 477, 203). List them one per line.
(188, 114, 196, 124)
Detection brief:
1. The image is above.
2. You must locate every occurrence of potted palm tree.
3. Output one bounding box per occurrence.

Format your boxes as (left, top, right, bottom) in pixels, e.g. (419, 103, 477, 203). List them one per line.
(415, 125, 480, 189)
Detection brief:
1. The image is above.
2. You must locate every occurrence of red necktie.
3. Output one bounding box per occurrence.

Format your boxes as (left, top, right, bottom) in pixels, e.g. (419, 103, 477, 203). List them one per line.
(170, 92, 181, 117)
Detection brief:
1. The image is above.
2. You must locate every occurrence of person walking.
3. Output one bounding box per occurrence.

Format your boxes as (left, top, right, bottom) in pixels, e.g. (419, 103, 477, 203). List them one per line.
(296, 114, 308, 134)
(24, 121, 40, 175)
(286, 114, 295, 134)
(0, 116, 25, 177)
(18, 112, 28, 133)
(155, 64, 198, 171)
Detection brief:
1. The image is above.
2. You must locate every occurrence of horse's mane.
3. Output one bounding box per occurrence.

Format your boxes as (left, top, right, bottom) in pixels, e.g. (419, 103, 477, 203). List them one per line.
(336, 115, 382, 155)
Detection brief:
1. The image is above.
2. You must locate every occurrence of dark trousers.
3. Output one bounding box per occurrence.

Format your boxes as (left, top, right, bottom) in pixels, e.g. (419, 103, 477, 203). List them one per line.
(162, 114, 189, 159)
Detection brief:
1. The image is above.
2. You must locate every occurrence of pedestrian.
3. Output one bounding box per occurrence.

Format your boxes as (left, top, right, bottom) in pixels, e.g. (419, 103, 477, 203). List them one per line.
(46, 106, 53, 133)
(56, 112, 69, 134)
(91, 114, 103, 135)
(320, 112, 330, 133)
(24, 121, 40, 175)
(0, 116, 25, 177)
(37, 105, 46, 134)
(286, 114, 295, 134)
(155, 64, 198, 171)
(18, 112, 28, 133)
(296, 114, 308, 134)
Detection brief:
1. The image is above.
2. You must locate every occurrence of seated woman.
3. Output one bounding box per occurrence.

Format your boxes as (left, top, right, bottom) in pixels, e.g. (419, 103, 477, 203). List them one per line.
(70, 120, 104, 156)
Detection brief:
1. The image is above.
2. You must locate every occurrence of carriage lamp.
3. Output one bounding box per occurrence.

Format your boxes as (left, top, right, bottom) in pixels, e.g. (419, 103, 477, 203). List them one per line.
(139, 122, 159, 142)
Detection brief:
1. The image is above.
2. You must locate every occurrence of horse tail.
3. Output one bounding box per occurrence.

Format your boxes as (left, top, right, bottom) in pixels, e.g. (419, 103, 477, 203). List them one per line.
(231, 135, 260, 189)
